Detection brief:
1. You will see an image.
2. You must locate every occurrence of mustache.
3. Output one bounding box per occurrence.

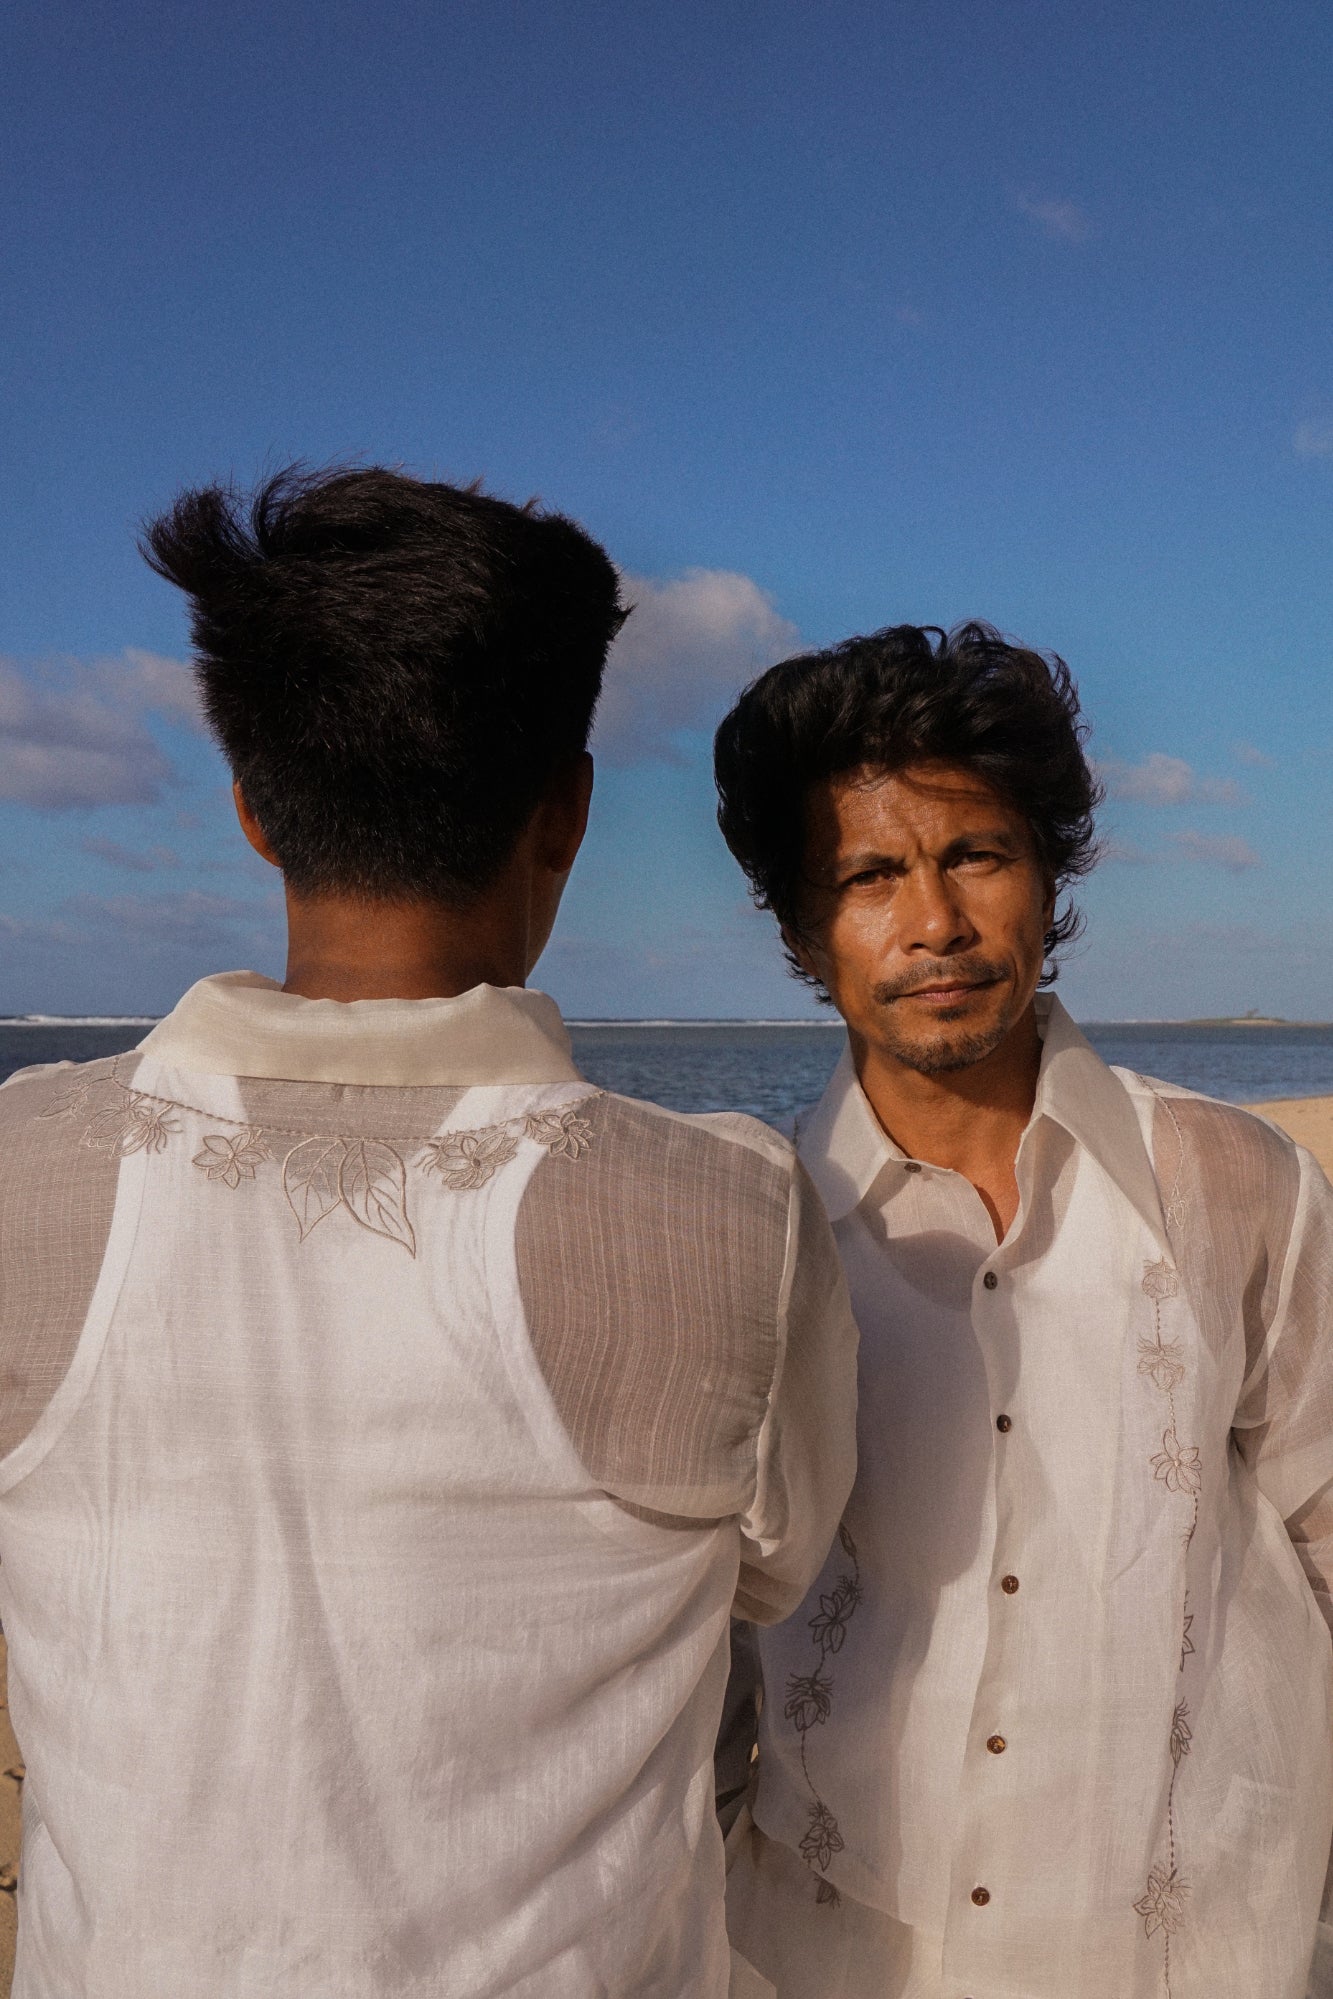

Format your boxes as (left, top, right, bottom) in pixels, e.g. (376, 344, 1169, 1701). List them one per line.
(870, 958, 1009, 1005)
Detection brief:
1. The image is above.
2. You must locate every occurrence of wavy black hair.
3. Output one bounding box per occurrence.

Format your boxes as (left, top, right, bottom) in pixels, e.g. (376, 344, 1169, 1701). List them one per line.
(714, 621, 1101, 986)
(141, 464, 627, 901)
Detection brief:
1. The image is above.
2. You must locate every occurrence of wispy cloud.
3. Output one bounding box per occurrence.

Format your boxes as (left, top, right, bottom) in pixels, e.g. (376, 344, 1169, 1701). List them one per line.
(594, 569, 801, 764)
(1170, 830, 1260, 872)
(1293, 420, 1333, 459)
(0, 650, 204, 809)
(1100, 752, 1244, 807)
(1014, 191, 1092, 243)
(80, 838, 181, 874)
(1102, 837, 1155, 866)
(1233, 741, 1275, 768)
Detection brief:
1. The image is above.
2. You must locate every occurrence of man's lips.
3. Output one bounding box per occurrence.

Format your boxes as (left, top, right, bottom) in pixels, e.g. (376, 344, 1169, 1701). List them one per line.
(893, 979, 996, 1003)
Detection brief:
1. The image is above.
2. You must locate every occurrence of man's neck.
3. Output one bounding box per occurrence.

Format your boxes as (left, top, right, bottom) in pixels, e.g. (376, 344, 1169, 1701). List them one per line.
(280, 891, 531, 1002)
(852, 1004, 1043, 1241)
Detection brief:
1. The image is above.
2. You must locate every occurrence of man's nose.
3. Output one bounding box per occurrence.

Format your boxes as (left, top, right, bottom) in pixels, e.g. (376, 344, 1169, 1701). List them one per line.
(898, 864, 972, 953)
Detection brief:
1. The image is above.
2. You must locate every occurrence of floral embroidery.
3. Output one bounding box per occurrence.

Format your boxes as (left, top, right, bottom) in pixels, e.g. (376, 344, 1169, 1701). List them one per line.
(521, 1107, 594, 1159)
(86, 1092, 180, 1156)
(1179, 1612, 1195, 1668)
(1135, 1085, 1201, 1995)
(56, 1061, 599, 1258)
(1141, 1258, 1180, 1302)
(807, 1575, 862, 1655)
(785, 1519, 861, 1907)
(1137, 1334, 1187, 1394)
(419, 1129, 521, 1190)
(784, 1668, 834, 1732)
(1135, 1863, 1189, 1939)
(1150, 1427, 1203, 1496)
(798, 1801, 845, 1871)
(193, 1129, 271, 1187)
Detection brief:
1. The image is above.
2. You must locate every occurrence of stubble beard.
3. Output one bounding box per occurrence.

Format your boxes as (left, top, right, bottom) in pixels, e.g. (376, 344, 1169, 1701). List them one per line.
(867, 958, 1021, 1077)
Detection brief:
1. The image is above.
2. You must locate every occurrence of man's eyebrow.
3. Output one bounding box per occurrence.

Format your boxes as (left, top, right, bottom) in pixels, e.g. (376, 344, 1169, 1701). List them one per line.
(940, 825, 1024, 855)
(830, 847, 905, 874)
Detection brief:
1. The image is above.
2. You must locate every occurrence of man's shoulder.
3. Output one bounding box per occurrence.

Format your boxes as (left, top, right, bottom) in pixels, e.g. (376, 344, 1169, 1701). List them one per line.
(0, 1053, 128, 1128)
(1114, 1067, 1309, 1191)
(591, 1090, 796, 1179)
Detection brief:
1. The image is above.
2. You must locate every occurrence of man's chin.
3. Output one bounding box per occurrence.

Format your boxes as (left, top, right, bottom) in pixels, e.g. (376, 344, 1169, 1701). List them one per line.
(882, 1015, 1015, 1077)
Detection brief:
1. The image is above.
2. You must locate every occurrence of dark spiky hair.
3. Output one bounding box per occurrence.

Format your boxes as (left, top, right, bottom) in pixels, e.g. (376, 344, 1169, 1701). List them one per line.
(141, 463, 626, 900)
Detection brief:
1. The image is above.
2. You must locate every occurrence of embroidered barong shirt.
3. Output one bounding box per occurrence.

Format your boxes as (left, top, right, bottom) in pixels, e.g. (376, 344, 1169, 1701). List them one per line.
(749, 995, 1333, 1999)
(0, 972, 857, 1999)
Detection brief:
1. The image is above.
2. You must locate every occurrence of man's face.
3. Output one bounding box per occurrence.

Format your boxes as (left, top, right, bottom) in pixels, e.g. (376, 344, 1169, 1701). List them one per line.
(790, 761, 1055, 1078)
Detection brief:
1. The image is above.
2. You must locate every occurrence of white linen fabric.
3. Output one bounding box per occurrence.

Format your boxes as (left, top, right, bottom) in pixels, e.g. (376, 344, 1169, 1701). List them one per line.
(0, 973, 857, 1999)
(738, 995, 1333, 1999)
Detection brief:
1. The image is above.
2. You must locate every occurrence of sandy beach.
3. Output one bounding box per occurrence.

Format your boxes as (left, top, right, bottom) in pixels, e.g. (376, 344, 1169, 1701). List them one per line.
(1244, 1096, 1333, 1177)
(0, 1090, 1325, 1995)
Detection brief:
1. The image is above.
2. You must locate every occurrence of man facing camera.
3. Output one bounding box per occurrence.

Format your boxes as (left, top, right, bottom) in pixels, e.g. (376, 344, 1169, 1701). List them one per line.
(0, 466, 856, 1998)
(716, 623, 1333, 1998)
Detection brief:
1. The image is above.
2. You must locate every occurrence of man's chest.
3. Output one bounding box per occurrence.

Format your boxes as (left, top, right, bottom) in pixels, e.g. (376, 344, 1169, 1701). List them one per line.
(833, 1160, 1246, 1592)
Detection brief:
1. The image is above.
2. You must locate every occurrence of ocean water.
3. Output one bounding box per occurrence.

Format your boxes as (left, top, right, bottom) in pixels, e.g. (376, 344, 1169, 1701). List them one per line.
(5, 1018, 1333, 1125)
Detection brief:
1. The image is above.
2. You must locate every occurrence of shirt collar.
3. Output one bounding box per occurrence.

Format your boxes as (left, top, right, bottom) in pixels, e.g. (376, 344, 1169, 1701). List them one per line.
(798, 993, 1170, 1253)
(138, 971, 584, 1086)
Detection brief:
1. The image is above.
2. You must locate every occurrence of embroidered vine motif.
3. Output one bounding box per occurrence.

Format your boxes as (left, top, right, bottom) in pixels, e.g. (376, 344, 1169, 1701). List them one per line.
(785, 1520, 862, 1906)
(44, 1062, 600, 1258)
(1133, 1084, 1199, 1996)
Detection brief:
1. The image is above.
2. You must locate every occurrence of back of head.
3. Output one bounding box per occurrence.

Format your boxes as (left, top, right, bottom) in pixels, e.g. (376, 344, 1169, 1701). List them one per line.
(714, 620, 1100, 980)
(141, 465, 626, 901)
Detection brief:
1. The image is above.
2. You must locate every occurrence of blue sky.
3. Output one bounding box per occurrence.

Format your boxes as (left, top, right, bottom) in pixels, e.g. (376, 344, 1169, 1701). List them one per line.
(3, 0, 1332, 1018)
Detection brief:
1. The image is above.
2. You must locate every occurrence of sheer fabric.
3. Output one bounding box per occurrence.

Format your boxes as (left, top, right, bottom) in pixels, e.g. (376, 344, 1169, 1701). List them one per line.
(0, 975, 858, 1999)
(740, 996, 1333, 1999)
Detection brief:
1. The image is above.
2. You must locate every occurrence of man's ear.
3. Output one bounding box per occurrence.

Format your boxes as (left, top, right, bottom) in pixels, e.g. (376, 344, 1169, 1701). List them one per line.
(233, 783, 281, 869)
(538, 753, 594, 876)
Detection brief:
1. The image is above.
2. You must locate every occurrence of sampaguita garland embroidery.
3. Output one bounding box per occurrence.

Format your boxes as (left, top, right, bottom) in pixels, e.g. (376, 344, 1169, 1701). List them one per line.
(40, 1060, 598, 1258)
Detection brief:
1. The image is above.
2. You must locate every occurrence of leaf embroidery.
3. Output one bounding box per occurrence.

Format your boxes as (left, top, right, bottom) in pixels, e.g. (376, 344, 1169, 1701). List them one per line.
(338, 1139, 416, 1255)
(282, 1139, 346, 1242)
(54, 1058, 597, 1256)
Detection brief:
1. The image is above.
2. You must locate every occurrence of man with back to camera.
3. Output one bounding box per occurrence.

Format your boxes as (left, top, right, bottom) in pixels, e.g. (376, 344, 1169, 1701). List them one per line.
(713, 622, 1333, 1998)
(0, 465, 858, 1998)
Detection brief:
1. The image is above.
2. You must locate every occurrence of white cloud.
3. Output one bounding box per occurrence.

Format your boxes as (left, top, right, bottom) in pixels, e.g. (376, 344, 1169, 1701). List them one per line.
(594, 569, 801, 764)
(0, 650, 203, 809)
(1014, 192, 1092, 243)
(1294, 420, 1333, 459)
(1170, 830, 1260, 872)
(1100, 752, 1244, 807)
(1233, 741, 1275, 768)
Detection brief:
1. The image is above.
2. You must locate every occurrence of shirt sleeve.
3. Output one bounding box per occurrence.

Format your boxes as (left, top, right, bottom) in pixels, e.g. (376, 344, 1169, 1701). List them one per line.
(1234, 1145, 1333, 1542)
(734, 1157, 859, 1625)
(1231, 1145, 1333, 1997)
